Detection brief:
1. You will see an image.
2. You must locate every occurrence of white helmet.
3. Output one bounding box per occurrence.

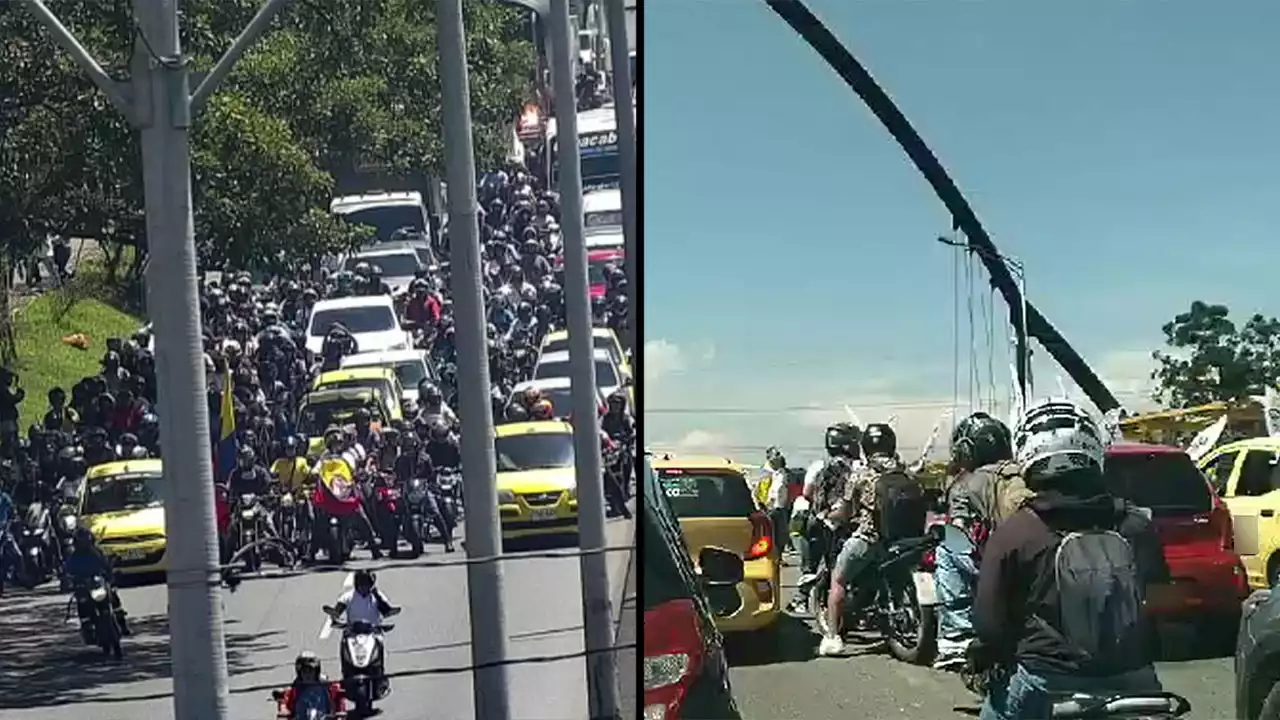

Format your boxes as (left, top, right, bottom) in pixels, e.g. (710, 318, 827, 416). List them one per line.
(1012, 399, 1107, 478)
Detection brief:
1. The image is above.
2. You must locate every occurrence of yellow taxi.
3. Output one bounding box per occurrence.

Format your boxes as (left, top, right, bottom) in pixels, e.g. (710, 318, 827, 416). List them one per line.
(650, 454, 781, 634)
(77, 459, 168, 576)
(299, 387, 389, 457)
(539, 327, 633, 384)
(1198, 436, 1280, 588)
(495, 421, 580, 541)
(313, 367, 405, 422)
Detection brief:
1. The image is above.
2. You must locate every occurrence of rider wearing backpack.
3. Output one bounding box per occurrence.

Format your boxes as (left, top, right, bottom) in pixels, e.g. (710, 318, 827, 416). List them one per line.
(935, 412, 1028, 670)
(969, 400, 1169, 720)
(818, 422, 926, 657)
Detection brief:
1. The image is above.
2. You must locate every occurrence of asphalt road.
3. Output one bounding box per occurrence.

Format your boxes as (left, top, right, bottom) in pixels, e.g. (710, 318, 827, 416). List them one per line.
(0, 512, 636, 720)
(727, 561, 1236, 719)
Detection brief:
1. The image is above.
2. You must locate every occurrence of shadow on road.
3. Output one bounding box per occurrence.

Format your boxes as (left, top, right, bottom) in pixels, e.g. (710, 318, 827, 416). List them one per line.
(0, 593, 288, 710)
(1154, 620, 1235, 663)
(724, 614, 821, 667)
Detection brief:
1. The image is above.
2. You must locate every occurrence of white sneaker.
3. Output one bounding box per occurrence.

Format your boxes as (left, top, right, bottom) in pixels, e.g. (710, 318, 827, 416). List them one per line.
(818, 634, 845, 656)
(796, 572, 819, 587)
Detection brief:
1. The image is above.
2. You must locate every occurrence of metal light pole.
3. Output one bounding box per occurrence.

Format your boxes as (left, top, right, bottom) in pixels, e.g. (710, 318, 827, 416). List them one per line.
(548, 0, 619, 717)
(603, 0, 637, 362)
(435, 0, 513, 718)
(20, 0, 294, 717)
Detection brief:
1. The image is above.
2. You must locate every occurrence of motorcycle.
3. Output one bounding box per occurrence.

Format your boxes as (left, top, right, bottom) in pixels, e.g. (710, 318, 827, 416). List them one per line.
(322, 604, 401, 717)
(1051, 692, 1191, 718)
(313, 462, 363, 564)
(235, 493, 267, 572)
(0, 518, 34, 589)
(371, 478, 405, 555)
(270, 682, 348, 719)
(401, 476, 429, 558)
(17, 503, 57, 587)
(66, 574, 123, 660)
(436, 469, 462, 531)
(805, 524, 942, 665)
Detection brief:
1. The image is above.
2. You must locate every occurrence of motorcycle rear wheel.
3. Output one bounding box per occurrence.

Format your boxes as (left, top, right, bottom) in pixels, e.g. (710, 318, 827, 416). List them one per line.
(879, 579, 937, 666)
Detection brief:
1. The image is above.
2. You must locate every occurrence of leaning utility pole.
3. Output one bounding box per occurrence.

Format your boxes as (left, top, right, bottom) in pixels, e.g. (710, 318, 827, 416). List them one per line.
(19, 0, 296, 717)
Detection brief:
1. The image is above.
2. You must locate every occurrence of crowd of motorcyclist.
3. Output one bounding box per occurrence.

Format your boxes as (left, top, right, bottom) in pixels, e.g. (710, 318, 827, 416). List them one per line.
(761, 399, 1181, 720)
(0, 163, 635, 712)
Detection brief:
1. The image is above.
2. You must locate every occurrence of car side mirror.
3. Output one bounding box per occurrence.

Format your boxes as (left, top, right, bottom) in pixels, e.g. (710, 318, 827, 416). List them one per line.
(698, 546, 745, 586)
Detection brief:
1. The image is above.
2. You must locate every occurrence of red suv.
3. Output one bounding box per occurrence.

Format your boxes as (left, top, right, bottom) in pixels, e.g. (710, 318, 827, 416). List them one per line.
(1104, 443, 1248, 645)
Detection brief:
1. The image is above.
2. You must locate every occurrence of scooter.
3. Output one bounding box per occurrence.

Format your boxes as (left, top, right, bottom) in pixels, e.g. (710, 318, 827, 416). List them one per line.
(269, 681, 349, 719)
(805, 524, 942, 665)
(322, 605, 401, 717)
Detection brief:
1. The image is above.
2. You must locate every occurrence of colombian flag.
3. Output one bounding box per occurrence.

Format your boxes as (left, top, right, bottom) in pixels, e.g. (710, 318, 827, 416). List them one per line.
(215, 368, 237, 481)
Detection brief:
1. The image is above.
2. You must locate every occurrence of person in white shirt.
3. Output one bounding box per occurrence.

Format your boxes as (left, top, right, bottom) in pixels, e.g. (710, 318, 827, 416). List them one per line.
(327, 570, 399, 697)
(761, 448, 792, 558)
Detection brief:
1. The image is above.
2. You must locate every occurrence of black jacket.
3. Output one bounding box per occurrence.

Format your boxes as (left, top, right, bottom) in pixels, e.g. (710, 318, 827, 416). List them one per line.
(973, 489, 1169, 676)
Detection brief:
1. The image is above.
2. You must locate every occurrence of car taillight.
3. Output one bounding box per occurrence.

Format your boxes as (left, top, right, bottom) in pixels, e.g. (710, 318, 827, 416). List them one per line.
(1210, 496, 1234, 551)
(643, 598, 704, 720)
(746, 511, 772, 560)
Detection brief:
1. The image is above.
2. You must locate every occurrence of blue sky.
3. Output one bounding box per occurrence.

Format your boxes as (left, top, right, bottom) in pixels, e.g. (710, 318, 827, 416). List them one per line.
(642, 0, 1280, 463)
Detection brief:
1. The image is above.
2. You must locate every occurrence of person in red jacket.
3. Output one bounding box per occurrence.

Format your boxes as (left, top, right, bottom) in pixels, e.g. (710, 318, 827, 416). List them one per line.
(404, 279, 442, 330)
(274, 651, 345, 718)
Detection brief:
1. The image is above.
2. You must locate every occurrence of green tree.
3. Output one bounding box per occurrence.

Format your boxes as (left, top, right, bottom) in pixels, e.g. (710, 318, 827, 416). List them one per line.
(1151, 301, 1280, 408)
(1, 0, 534, 279)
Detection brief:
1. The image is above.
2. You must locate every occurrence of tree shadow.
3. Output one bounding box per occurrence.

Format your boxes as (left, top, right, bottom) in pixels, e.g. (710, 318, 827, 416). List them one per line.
(0, 593, 288, 710)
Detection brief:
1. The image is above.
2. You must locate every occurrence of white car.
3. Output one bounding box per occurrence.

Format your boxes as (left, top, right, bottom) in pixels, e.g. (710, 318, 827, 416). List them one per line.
(505, 377, 606, 420)
(583, 189, 621, 236)
(532, 348, 623, 398)
(341, 348, 437, 408)
(305, 296, 412, 356)
(343, 244, 425, 296)
(584, 230, 623, 251)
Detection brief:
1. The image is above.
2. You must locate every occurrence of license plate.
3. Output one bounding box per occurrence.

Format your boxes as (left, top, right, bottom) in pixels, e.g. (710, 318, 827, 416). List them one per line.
(912, 571, 938, 606)
(529, 507, 559, 522)
(116, 548, 148, 561)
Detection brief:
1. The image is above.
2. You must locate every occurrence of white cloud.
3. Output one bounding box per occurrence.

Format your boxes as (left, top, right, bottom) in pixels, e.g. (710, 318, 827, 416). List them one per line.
(644, 338, 685, 382)
(1049, 348, 1161, 415)
(676, 429, 729, 450)
(700, 343, 717, 363)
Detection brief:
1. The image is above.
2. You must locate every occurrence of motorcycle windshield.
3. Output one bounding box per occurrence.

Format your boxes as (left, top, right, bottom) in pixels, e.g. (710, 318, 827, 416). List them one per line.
(294, 685, 330, 717)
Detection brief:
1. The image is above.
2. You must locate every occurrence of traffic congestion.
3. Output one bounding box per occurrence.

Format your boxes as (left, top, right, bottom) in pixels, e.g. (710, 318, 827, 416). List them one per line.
(0, 54, 636, 720)
(641, 402, 1280, 720)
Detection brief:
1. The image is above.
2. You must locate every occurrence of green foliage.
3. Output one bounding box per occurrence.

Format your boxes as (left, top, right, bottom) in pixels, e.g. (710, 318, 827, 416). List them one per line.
(1151, 300, 1280, 408)
(1, 0, 535, 272)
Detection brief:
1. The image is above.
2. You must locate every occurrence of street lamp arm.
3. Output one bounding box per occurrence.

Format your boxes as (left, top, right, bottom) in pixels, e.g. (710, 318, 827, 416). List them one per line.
(190, 0, 296, 114)
(17, 0, 135, 122)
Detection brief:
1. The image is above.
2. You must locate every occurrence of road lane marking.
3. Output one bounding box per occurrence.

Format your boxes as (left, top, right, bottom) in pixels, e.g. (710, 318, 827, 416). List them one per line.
(318, 571, 355, 640)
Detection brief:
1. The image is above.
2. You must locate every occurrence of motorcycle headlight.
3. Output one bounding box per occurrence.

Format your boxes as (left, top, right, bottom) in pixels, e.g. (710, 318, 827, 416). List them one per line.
(61, 515, 78, 533)
(567, 487, 577, 500)
(497, 489, 516, 505)
(241, 509, 256, 519)
(90, 587, 108, 602)
(280, 494, 295, 507)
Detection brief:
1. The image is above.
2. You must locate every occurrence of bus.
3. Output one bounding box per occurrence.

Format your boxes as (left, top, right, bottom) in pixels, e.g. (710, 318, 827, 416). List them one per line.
(545, 105, 620, 192)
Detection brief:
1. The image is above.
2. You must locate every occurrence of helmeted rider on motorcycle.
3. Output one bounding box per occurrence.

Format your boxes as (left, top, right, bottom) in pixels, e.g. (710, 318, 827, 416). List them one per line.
(817, 422, 902, 657)
(935, 412, 1025, 670)
(311, 428, 382, 559)
(277, 650, 345, 717)
(64, 526, 130, 635)
(328, 569, 400, 698)
(786, 422, 860, 617)
(415, 380, 458, 429)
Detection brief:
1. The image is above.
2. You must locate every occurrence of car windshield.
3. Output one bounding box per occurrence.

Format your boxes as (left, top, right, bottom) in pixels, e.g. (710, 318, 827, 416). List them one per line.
(533, 358, 619, 387)
(494, 432, 575, 471)
(338, 206, 424, 243)
(589, 256, 622, 285)
(318, 378, 385, 397)
(299, 400, 382, 435)
(656, 469, 756, 518)
(82, 472, 164, 515)
(551, 135, 620, 189)
(346, 252, 420, 278)
(585, 210, 622, 232)
(395, 360, 430, 387)
(309, 306, 396, 336)
(1104, 452, 1212, 516)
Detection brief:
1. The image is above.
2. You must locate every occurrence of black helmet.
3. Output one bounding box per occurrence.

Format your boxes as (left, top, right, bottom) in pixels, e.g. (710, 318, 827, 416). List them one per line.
(861, 423, 897, 458)
(237, 445, 256, 465)
(824, 422, 860, 457)
(353, 569, 375, 591)
(295, 650, 321, 677)
(353, 407, 371, 424)
(950, 412, 1012, 472)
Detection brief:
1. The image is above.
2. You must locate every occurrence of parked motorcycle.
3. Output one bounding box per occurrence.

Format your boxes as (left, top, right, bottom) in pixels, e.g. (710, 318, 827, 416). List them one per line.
(805, 525, 942, 665)
(322, 604, 401, 717)
(65, 574, 123, 660)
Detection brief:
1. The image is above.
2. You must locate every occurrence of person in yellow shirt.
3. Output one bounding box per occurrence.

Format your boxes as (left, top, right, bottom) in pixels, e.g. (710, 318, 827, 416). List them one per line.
(271, 436, 311, 495)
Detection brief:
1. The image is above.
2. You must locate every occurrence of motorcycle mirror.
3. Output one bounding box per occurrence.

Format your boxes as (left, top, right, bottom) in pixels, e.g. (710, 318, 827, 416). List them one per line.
(385, 607, 402, 617)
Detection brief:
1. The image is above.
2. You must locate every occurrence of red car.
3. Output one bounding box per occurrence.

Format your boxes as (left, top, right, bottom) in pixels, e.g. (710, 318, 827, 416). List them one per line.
(588, 247, 624, 299)
(1103, 443, 1247, 644)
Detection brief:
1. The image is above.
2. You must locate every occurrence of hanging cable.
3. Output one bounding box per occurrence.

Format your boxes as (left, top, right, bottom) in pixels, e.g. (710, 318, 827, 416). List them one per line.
(951, 235, 961, 420)
(983, 280, 997, 414)
(965, 248, 979, 412)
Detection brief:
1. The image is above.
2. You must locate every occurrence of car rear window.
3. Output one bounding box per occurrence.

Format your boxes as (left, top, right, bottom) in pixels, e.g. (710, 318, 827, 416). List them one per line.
(1104, 452, 1212, 516)
(656, 468, 756, 518)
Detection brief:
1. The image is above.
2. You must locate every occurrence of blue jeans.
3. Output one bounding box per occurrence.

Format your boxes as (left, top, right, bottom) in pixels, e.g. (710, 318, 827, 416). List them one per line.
(936, 524, 978, 665)
(980, 663, 1162, 720)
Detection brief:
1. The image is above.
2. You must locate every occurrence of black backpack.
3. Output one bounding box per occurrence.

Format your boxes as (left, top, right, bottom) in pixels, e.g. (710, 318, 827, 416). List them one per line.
(1036, 504, 1148, 676)
(874, 467, 927, 543)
